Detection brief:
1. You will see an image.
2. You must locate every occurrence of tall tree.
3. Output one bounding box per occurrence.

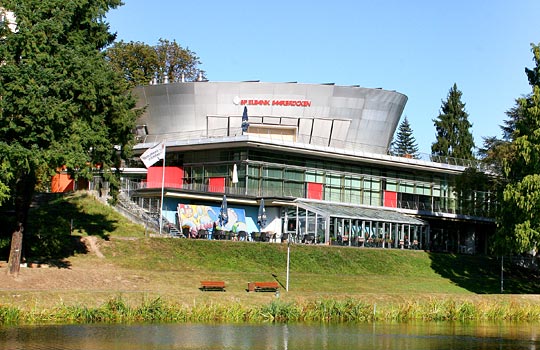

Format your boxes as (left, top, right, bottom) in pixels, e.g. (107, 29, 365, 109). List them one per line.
(495, 43, 540, 254)
(477, 100, 525, 176)
(0, 0, 138, 275)
(431, 83, 475, 160)
(104, 41, 159, 87)
(390, 116, 420, 158)
(155, 39, 205, 84)
(106, 39, 205, 87)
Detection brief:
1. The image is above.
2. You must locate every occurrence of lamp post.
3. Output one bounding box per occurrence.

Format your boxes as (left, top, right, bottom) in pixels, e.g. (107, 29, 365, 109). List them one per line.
(286, 238, 290, 291)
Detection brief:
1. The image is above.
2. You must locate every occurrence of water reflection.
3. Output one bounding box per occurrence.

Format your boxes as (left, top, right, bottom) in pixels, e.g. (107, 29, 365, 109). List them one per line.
(0, 322, 539, 350)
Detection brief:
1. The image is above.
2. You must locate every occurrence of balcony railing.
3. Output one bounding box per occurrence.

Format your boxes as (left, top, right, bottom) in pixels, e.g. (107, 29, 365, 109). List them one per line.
(124, 179, 495, 219)
(137, 127, 493, 172)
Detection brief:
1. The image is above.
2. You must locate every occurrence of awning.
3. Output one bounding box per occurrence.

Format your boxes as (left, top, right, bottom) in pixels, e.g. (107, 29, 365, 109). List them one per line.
(295, 200, 426, 226)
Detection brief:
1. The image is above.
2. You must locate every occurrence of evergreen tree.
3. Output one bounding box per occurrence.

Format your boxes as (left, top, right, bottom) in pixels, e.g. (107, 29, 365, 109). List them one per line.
(495, 43, 540, 254)
(0, 0, 138, 275)
(477, 100, 525, 175)
(431, 83, 475, 160)
(390, 116, 420, 158)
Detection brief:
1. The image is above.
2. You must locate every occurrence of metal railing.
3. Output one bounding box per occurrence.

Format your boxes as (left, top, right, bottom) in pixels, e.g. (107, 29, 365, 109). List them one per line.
(137, 127, 492, 171)
(123, 178, 495, 219)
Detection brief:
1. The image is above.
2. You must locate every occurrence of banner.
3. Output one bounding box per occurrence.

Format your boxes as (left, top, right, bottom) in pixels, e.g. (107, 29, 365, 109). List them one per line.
(140, 142, 165, 168)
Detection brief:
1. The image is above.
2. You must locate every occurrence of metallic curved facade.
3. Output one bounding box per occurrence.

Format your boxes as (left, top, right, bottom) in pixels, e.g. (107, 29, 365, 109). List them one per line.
(133, 81, 407, 154)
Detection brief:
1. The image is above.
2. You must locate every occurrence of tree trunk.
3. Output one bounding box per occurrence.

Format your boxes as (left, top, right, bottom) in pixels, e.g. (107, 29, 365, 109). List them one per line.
(6, 172, 36, 277)
(6, 224, 23, 276)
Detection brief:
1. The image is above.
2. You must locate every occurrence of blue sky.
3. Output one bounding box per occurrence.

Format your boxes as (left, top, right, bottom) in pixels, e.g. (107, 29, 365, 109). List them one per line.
(106, 0, 540, 154)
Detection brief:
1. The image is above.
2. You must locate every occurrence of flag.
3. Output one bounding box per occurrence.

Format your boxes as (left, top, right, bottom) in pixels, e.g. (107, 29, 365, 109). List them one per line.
(257, 198, 267, 228)
(220, 195, 229, 227)
(140, 142, 165, 168)
(232, 164, 239, 184)
(241, 106, 249, 133)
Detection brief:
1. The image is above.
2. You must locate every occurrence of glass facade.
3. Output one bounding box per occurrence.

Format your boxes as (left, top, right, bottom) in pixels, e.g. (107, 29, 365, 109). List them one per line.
(177, 148, 495, 218)
(280, 202, 428, 247)
(125, 144, 495, 253)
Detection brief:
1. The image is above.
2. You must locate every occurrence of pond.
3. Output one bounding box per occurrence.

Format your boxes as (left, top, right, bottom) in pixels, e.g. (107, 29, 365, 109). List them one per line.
(0, 322, 538, 349)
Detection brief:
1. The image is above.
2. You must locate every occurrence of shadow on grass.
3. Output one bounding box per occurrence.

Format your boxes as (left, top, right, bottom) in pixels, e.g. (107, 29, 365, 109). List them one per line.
(428, 252, 540, 294)
(0, 192, 119, 268)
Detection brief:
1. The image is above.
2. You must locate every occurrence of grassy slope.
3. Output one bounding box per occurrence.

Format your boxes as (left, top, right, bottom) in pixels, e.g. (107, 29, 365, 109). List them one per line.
(2, 192, 540, 309)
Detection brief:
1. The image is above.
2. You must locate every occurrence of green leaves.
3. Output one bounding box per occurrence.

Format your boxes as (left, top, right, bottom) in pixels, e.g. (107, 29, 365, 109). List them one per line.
(105, 38, 205, 87)
(495, 44, 540, 254)
(0, 1, 137, 215)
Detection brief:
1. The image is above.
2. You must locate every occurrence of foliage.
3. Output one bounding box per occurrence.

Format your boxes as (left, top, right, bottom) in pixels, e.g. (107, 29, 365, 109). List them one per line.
(0, 192, 145, 260)
(453, 167, 495, 217)
(106, 38, 205, 87)
(389, 116, 419, 158)
(494, 44, 540, 254)
(3, 295, 540, 325)
(431, 83, 475, 160)
(0, 0, 138, 268)
(103, 41, 159, 88)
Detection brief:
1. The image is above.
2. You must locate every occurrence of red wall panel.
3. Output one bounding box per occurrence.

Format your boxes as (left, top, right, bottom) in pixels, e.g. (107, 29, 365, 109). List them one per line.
(51, 174, 74, 193)
(307, 182, 323, 200)
(208, 177, 225, 192)
(146, 166, 184, 188)
(383, 190, 397, 208)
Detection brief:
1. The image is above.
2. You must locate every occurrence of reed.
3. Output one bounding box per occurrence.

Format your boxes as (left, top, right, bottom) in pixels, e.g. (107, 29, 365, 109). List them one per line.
(3, 296, 540, 325)
(0, 305, 21, 324)
(300, 299, 373, 322)
(257, 300, 301, 322)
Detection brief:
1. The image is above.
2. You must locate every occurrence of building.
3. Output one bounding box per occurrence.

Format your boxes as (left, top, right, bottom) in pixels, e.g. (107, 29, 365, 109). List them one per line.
(124, 81, 495, 253)
(0, 7, 17, 33)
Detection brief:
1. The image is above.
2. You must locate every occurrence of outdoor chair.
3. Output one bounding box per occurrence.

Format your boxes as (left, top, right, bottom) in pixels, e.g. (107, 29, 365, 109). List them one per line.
(238, 231, 247, 241)
(198, 229, 208, 239)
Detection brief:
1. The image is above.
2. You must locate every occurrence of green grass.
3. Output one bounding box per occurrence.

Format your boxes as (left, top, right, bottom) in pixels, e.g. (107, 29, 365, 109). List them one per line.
(2, 191, 540, 309)
(9, 192, 540, 292)
(103, 237, 539, 295)
(3, 296, 540, 325)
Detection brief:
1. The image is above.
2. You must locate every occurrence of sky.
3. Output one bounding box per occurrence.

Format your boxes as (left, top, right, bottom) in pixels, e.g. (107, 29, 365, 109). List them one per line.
(106, 0, 540, 154)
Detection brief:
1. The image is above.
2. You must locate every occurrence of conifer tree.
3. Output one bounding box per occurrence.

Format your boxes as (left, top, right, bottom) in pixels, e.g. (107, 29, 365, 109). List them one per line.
(0, 0, 138, 275)
(390, 116, 420, 158)
(431, 84, 475, 160)
(495, 44, 540, 254)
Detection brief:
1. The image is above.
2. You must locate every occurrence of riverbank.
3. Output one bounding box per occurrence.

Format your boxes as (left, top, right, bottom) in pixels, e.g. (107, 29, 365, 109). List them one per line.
(1, 192, 539, 324)
(2, 236, 540, 324)
(2, 291, 540, 324)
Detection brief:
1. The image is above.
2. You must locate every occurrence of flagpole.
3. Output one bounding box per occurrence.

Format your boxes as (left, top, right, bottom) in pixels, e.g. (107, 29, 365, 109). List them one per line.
(286, 240, 290, 291)
(159, 145, 166, 235)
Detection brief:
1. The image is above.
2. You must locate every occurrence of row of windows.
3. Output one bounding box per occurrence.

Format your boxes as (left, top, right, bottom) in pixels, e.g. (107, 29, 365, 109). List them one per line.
(175, 148, 493, 217)
(183, 163, 449, 196)
(171, 148, 403, 179)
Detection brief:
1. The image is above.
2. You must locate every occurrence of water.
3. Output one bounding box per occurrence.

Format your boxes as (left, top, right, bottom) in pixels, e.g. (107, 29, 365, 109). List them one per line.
(0, 322, 538, 350)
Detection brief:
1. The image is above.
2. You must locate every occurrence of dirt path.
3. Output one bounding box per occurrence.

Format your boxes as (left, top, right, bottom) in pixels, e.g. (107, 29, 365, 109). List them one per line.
(0, 237, 140, 294)
(81, 236, 104, 258)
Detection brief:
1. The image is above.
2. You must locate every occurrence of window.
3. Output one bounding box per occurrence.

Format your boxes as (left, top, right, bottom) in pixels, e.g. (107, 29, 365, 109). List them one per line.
(306, 170, 324, 183)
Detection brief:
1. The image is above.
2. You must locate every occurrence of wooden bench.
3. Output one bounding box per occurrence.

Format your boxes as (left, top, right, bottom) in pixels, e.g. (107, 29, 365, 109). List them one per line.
(248, 281, 280, 292)
(200, 280, 226, 291)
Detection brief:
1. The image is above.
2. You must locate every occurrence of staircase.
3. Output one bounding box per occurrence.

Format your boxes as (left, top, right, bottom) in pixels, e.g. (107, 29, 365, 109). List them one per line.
(115, 190, 186, 237)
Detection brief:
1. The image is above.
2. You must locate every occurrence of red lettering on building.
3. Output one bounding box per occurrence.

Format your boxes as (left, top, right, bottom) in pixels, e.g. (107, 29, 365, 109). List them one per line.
(238, 98, 311, 107)
(241, 99, 271, 106)
(271, 100, 311, 107)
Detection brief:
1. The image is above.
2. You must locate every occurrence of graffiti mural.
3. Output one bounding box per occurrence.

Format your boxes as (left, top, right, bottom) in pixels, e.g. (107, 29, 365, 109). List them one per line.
(177, 203, 246, 234)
